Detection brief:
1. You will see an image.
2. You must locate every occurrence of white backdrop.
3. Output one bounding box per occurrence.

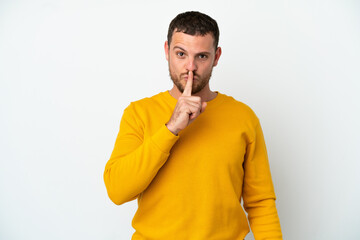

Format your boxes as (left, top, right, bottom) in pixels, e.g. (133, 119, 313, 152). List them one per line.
(1, 0, 359, 239)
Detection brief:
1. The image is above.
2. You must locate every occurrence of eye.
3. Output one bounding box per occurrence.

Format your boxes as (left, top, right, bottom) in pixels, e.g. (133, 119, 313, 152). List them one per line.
(176, 52, 185, 57)
(199, 54, 208, 59)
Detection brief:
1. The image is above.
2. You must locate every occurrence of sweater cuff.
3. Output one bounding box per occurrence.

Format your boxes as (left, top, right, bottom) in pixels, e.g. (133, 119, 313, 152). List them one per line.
(151, 124, 179, 154)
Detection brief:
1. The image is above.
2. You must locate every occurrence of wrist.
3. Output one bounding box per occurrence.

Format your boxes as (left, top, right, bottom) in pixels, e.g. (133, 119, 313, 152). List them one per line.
(165, 122, 179, 136)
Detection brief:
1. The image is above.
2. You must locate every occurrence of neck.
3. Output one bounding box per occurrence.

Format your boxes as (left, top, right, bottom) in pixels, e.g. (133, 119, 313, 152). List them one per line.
(168, 84, 218, 102)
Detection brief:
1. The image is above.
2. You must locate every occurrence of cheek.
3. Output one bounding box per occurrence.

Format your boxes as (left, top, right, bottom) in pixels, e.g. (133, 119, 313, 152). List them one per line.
(170, 60, 182, 71)
(199, 63, 213, 73)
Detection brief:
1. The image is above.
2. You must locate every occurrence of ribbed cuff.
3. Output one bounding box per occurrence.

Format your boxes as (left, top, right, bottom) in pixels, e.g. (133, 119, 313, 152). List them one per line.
(151, 124, 179, 154)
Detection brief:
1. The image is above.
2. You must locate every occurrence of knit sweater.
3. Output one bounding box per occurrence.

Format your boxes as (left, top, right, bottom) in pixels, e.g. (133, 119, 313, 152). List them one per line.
(104, 91, 282, 240)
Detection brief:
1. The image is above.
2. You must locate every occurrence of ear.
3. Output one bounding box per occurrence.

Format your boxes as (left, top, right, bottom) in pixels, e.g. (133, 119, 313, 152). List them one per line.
(213, 47, 222, 67)
(164, 41, 169, 61)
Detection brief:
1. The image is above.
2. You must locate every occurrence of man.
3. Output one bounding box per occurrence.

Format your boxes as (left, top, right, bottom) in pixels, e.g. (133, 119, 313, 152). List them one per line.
(104, 11, 282, 240)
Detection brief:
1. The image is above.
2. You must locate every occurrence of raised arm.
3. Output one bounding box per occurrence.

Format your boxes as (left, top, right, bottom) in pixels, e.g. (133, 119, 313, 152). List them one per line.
(103, 103, 179, 205)
(105, 71, 206, 205)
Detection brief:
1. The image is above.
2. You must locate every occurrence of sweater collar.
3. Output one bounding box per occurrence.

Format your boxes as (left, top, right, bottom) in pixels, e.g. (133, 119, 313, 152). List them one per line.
(162, 90, 226, 110)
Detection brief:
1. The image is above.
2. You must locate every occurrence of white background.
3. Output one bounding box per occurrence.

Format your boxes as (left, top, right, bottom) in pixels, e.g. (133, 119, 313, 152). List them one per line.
(1, 0, 359, 239)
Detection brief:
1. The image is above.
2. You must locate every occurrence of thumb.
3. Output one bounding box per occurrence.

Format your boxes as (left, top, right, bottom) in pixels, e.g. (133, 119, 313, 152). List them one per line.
(200, 102, 207, 113)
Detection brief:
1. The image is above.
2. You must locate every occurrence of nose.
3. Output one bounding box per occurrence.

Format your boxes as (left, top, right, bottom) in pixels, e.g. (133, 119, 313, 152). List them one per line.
(186, 57, 197, 72)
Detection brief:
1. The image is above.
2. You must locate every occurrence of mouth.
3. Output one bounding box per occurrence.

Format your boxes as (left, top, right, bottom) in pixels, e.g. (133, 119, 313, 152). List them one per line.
(182, 74, 198, 81)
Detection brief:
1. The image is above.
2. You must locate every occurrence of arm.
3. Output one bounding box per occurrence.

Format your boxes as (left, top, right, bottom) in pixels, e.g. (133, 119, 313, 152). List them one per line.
(242, 120, 282, 239)
(104, 103, 179, 205)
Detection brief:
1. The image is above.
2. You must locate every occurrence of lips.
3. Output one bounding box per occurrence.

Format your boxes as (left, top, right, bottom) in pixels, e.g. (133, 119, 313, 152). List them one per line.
(182, 74, 198, 81)
(184, 77, 197, 81)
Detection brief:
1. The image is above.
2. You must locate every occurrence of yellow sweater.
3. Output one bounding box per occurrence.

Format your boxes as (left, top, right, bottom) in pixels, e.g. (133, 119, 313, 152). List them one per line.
(104, 91, 282, 240)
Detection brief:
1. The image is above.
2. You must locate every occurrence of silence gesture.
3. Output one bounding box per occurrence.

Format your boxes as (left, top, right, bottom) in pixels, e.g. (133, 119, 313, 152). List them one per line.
(166, 71, 207, 135)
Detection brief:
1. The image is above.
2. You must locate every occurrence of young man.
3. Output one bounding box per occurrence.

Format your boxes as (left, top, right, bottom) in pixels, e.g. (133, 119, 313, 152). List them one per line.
(104, 11, 282, 240)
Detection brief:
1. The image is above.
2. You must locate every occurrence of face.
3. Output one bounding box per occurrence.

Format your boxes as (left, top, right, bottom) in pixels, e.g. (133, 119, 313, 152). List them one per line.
(165, 31, 221, 95)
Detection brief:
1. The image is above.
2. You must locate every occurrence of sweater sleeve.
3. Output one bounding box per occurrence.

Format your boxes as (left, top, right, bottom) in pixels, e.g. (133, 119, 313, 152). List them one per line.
(242, 120, 282, 240)
(104, 103, 179, 205)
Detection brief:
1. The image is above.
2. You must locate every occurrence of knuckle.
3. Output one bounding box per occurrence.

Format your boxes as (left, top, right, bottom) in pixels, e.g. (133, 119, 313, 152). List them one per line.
(193, 96, 201, 102)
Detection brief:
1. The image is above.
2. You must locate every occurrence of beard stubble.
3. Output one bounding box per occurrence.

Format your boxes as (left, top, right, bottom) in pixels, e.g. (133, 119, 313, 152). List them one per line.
(169, 67, 213, 95)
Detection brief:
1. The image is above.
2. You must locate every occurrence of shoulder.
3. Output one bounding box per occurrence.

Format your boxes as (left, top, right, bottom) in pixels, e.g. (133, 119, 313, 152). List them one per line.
(125, 91, 166, 110)
(122, 91, 172, 121)
(218, 92, 260, 124)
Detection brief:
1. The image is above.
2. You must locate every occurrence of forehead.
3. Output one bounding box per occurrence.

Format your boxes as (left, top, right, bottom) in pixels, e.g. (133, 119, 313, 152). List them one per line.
(170, 32, 215, 52)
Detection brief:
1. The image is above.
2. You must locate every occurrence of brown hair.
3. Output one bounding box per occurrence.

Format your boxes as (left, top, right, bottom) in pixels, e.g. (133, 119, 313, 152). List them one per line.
(167, 11, 220, 50)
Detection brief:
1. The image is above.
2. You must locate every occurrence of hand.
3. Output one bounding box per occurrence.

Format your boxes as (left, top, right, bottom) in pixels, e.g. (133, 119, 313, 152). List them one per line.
(166, 71, 207, 135)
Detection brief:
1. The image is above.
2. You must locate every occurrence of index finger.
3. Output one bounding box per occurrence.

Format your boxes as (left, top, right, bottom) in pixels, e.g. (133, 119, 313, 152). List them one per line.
(182, 71, 193, 96)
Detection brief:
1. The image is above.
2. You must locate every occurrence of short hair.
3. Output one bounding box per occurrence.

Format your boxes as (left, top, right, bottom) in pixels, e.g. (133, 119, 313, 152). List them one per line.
(167, 11, 220, 50)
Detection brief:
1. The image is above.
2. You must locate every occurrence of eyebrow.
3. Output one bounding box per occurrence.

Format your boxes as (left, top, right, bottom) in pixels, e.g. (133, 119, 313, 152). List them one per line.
(173, 46, 187, 52)
(173, 46, 211, 55)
